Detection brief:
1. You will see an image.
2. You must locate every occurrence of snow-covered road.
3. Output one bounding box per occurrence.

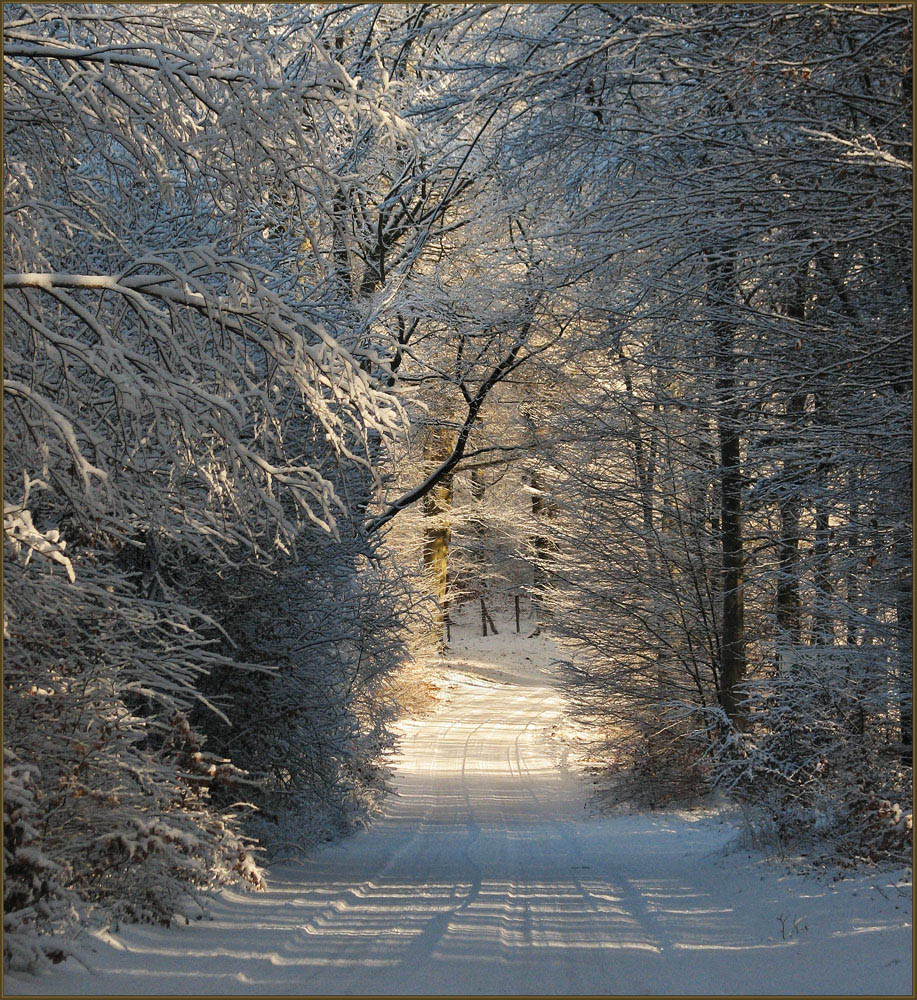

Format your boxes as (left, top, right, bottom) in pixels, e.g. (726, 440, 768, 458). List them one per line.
(8, 627, 912, 996)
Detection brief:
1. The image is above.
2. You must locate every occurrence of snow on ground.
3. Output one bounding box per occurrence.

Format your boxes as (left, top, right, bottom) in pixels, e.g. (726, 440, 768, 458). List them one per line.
(6, 607, 912, 996)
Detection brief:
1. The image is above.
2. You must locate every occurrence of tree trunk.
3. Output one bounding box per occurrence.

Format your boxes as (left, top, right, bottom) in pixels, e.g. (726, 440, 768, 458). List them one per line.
(708, 249, 746, 727)
(895, 489, 912, 764)
(812, 391, 834, 646)
(776, 274, 807, 650)
(776, 393, 805, 648)
(530, 470, 547, 614)
(846, 466, 866, 735)
(423, 427, 455, 649)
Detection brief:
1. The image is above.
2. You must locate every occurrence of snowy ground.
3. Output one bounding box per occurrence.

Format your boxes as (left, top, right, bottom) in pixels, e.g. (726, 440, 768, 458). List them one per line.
(7, 609, 912, 996)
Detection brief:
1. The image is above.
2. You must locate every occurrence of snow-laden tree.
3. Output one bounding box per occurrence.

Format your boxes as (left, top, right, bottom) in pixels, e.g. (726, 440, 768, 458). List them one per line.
(3, 2, 574, 963)
(3, 3, 422, 965)
(295, 4, 564, 647)
(478, 3, 911, 846)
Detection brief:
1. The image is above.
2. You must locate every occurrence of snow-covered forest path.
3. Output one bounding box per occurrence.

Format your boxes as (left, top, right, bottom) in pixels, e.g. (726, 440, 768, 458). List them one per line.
(9, 621, 911, 996)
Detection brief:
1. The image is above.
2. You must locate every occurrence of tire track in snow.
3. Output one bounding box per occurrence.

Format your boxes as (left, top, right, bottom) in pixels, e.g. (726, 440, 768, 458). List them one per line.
(290, 708, 474, 961)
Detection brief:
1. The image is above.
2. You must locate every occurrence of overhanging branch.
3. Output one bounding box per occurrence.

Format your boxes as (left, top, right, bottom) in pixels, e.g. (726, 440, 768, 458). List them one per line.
(366, 323, 532, 534)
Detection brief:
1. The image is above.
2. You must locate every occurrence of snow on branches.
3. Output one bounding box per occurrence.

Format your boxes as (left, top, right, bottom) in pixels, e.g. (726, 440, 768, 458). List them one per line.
(3, 2, 414, 960)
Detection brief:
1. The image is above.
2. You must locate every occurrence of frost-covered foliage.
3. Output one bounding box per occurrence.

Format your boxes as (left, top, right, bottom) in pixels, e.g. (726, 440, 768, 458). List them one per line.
(499, 4, 912, 844)
(3, 3, 426, 966)
(4, 3, 911, 967)
(711, 648, 913, 864)
(197, 529, 413, 859)
(3, 749, 76, 971)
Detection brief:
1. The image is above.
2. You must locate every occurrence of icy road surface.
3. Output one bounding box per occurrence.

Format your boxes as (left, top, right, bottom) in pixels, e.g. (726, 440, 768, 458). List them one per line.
(8, 624, 912, 996)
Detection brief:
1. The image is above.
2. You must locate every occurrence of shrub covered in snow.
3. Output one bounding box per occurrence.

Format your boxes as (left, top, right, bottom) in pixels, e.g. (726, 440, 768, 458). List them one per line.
(196, 530, 414, 859)
(3, 750, 76, 972)
(710, 648, 912, 864)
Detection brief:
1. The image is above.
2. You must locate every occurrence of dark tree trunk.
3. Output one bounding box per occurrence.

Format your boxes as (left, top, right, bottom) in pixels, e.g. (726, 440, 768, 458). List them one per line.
(530, 470, 547, 613)
(776, 392, 806, 648)
(708, 249, 746, 727)
(776, 274, 807, 649)
(895, 490, 912, 764)
(423, 428, 455, 649)
(846, 466, 866, 736)
(812, 391, 834, 646)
